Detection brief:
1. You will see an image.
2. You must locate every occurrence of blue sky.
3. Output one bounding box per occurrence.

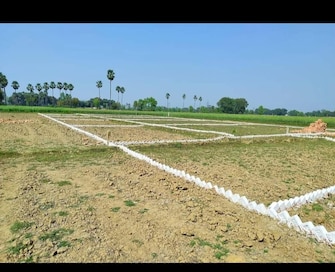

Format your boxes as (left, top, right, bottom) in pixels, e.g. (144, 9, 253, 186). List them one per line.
(1, 23, 334, 112)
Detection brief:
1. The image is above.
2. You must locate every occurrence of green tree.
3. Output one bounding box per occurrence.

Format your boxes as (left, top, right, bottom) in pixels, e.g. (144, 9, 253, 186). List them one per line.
(50, 81, 56, 97)
(120, 86, 125, 106)
(193, 95, 197, 109)
(63, 83, 68, 96)
(198, 96, 202, 107)
(0, 72, 8, 104)
(107, 69, 115, 109)
(35, 83, 42, 105)
(43, 82, 49, 106)
(11, 81, 20, 93)
(96, 80, 103, 102)
(57, 82, 63, 98)
(116, 85, 121, 103)
(255, 105, 265, 115)
(166, 92, 170, 109)
(134, 97, 157, 111)
(26, 84, 35, 106)
(182, 94, 186, 108)
(68, 83, 74, 107)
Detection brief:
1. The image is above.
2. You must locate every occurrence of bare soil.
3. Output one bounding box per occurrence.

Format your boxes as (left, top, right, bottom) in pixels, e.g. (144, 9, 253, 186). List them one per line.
(1, 112, 335, 263)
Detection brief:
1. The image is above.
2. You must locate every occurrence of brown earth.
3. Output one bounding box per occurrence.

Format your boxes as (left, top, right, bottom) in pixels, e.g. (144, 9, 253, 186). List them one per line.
(1, 112, 335, 263)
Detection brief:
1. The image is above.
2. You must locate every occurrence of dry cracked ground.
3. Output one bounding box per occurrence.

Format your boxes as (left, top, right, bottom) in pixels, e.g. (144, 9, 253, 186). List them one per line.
(1, 112, 335, 263)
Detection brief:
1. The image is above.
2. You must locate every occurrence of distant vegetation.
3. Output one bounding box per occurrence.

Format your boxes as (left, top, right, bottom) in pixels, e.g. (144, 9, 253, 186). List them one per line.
(1, 71, 334, 117)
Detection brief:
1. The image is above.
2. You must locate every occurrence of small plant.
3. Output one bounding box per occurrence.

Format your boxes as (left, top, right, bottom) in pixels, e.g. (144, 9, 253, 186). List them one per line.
(215, 250, 229, 260)
(39, 228, 74, 242)
(10, 221, 34, 233)
(57, 180, 72, 186)
(108, 194, 115, 199)
(95, 193, 105, 197)
(25, 233, 33, 239)
(124, 200, 136, 207)
(7, 242, 28, 255)
(312, 203, 323, 212)
(132, 239, 143, 246)
(58, 211, 69, 217)
(111, 207, 121, 212)
(264, 248, 269, 253)
(78, 195, 89, 203)
(40, 178, 51, 183)
(139, 208, 149, 214)
(39, 201, 55, 210)
(58, 240, 71, 248)
(87, 206, 95, 212)
(152, 253, 158, 259)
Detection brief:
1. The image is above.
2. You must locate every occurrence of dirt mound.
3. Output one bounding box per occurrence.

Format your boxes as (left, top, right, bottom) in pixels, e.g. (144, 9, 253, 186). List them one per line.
(291, 119, 327, 133)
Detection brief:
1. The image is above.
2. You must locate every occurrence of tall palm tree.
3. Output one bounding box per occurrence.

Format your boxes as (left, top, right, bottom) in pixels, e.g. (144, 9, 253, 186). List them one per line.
(68, 84, 74, 107)
(0, 72, 8, 105)
(35, 83, 42, 105)
(193, 95, 197, 109)
(67, 83, 74, 94)
(166, 93, 170, 110)
(11, 81, 20, 93)
(116, 86, 121, 103)
(107, 69, 115, 109)
(50, 81, 56, 97)
(63, 83, 68, 96)
(57, 82, 63, 98)
(199, 96, 202, 107)
(26, 84, 34, 106)
(96, 80, 103, 102)
(26, 84, 34, 93)
(120, 86, 125, 106)
(43, 82, 49, 106)
(182, 94, 186, 109)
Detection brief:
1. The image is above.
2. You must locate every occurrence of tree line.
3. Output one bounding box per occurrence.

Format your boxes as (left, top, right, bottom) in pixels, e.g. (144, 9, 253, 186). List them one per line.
(1, 71, 334, 116)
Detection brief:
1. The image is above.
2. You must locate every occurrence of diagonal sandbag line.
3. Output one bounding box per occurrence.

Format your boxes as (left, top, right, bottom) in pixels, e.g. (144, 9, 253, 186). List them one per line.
(38, 113, 335, 245)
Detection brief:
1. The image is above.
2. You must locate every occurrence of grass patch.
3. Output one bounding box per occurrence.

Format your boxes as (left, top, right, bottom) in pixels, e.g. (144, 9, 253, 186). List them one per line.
(189, 236, 230, 260)
(7, 242, 28, 255)
(124, 200, 136, 207)
(111, 207, 121, 212)
(57, 180, 72, 186)
(58, 240, 71, 248)
(10, 221, 34, 234)
(39, 228, 74, 242)
(57, 211, 69, 216)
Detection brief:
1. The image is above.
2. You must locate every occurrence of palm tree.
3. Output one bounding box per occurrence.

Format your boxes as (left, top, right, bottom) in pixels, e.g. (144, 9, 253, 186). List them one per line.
(50, 81, 56, 97)
(120, 87, 125, 106)
(199, 96, 202, 107)
(166, 93, 170, 110)
(35, 83, 42, 105)
(116, 86, 121, 103)
(11, 81, 20, 93)
(57, 82, 63, 98)
(0, 72, 8, 105)
(107, 69, 115, 109)
(26, 84, 34, 93)
(182, 94, 186, 109)
(26, 84, 34, 106)
(68, 83, 74, 94)
(68, 84, 74, 107)
(43, 82, 49, 106)
(193, 95, 197, 109)
(96, 80, 103, 102)
(63, 83, 68, 96)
